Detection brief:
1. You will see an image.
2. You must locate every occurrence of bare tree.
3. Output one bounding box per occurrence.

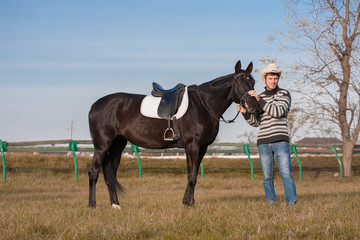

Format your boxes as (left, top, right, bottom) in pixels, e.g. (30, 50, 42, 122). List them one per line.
(270, 0, 360, 176)
(287, 107, 309, 143)
(237, 130, 257, 144)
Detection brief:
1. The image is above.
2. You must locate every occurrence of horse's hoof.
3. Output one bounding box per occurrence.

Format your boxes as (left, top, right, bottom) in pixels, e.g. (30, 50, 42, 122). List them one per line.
(182, 198, 195, 206)
(89, 202, 96, 208)
(111, 204, 121, 210)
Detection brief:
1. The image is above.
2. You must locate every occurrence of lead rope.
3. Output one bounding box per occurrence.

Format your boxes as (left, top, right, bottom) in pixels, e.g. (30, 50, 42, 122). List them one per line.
(196, 86, 239, 124)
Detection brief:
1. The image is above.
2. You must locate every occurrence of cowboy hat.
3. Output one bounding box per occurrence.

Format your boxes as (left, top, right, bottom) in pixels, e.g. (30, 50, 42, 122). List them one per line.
(261, 63, 282, 84)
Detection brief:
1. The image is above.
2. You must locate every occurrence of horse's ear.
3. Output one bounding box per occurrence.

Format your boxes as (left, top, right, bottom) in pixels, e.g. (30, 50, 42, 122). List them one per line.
(246, 62, 253, 73)
(235, 60, 241, 74)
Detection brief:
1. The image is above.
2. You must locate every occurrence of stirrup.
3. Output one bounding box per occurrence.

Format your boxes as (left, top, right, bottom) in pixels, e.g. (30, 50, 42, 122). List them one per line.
(164, 127, 175, 141)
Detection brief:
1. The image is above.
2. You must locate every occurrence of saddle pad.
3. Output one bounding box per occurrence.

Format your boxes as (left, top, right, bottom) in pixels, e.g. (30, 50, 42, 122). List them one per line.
(140, 87, 189, 119)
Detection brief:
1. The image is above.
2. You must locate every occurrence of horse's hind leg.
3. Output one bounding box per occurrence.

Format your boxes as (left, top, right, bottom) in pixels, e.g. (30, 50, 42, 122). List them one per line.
(102, 135, 127, 209)
(88, 149, 107, 208)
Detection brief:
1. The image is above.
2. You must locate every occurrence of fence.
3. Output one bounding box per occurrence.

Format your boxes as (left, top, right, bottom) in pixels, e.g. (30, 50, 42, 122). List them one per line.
(1, 139, 359, 181)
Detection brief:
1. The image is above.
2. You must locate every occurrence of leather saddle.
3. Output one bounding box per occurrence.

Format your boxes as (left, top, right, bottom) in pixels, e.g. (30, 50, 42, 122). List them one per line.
(151, 82, 186, 118)
(151, 82, 186, 141)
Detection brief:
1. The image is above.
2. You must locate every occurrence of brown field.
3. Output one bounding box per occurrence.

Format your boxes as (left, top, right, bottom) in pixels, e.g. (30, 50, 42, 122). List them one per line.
(0, 153, 359, 239)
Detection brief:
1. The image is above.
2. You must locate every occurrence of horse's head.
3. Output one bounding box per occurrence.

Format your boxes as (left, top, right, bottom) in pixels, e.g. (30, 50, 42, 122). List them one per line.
(232, 61, 258, 114)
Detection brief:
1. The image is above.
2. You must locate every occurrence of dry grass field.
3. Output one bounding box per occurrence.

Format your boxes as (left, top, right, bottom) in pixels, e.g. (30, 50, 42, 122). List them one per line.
(0, 153, 359, 239)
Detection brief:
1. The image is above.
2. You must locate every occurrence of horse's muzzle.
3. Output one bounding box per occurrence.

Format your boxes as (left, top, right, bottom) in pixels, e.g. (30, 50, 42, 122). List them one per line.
(239, 99, 246, 108)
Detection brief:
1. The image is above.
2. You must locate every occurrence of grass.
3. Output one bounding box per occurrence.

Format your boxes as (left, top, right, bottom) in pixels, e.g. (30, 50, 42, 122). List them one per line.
(0, 153, 359, 239)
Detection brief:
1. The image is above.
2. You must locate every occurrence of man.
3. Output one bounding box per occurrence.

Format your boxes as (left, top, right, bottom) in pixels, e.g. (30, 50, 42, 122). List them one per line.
(237, 63, 297, 205)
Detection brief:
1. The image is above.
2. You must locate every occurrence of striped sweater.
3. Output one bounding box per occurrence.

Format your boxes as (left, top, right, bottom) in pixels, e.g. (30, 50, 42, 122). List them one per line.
(243, 86, 291, 145)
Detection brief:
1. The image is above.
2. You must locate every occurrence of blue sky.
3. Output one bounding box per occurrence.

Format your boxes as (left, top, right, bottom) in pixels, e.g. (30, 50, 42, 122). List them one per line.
(0, 0, 287, 142)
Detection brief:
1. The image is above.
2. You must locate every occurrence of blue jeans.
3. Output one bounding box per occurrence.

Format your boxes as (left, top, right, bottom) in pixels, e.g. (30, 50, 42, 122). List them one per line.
(258, 141, 297, 204)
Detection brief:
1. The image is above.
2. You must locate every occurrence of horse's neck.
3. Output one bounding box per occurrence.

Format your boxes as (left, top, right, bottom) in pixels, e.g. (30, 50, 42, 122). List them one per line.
(197, 75, 233, 117)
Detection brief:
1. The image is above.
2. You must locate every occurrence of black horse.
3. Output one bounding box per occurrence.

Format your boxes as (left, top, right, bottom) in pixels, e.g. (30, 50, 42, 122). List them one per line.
(88, 61, 258, 209)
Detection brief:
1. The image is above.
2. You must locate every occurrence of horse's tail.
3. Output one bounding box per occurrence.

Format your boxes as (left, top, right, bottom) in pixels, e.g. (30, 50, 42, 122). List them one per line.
(102, 155, 126, 194)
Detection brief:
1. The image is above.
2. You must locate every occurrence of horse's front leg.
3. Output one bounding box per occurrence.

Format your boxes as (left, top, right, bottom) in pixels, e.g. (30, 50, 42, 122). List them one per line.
(182, 145, 208, 206)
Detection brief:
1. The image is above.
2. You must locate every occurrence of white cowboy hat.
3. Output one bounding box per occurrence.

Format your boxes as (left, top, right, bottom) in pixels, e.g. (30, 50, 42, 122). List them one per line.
(261, 63, 282, 84)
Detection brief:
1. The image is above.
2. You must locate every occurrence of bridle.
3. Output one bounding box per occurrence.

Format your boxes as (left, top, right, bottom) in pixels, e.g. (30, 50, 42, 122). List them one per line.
(238, 91, 249, 108)
(196, 78, 251, 124)
(232, 72, 253, 108)
(196, 85, 239, 123)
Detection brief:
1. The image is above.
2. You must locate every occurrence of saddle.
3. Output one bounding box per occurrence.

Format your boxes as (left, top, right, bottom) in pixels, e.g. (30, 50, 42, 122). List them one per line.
(151, 82, 186, 118)
(151, 82, 186, 141)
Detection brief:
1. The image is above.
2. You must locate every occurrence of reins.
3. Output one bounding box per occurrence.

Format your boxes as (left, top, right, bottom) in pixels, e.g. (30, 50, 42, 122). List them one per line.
(196, 86, 240, 124)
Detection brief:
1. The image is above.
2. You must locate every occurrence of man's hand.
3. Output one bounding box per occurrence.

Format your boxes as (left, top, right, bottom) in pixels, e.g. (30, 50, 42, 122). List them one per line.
(236, 104, 247, 113)
(248, 90, 260, 101)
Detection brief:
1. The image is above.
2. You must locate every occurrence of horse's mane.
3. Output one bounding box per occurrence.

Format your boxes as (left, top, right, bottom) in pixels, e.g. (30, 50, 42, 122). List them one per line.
(198, 74, 233, 88)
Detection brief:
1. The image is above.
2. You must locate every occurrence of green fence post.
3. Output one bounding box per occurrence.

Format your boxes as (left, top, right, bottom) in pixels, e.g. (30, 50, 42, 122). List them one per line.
(1, 141, 7, 181)
(331, 145, 343, 178)
(243, 144, 254, 180)
(291, 144, 302, 181)
(69, 141, 78, 180)
(131, 144, 142, 178)
(200, 162, 204, 179)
